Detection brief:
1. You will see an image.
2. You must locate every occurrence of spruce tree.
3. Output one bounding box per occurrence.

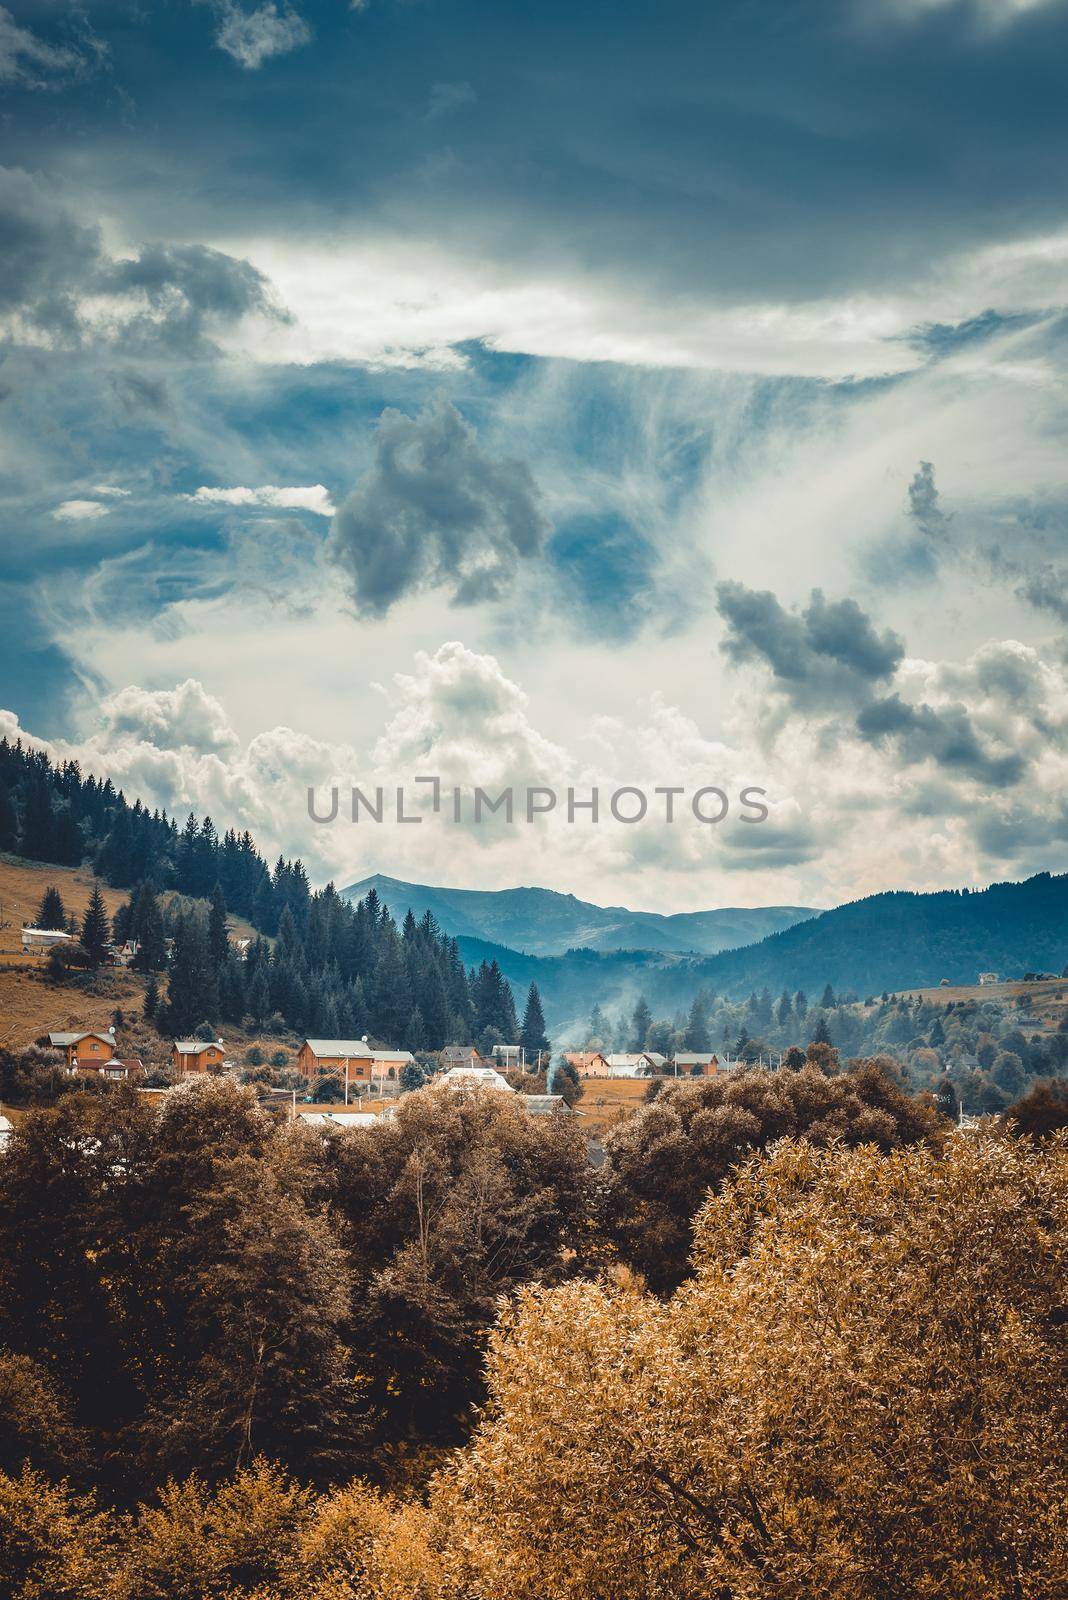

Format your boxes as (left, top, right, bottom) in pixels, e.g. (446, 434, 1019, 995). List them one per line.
(36, 886, 66, 930)
(166, 912, 218, 1033)
(684, 994, 711, 1052)
(631, 995, 653, 1051)
(208, 882, 230, 972)
(248, 967, 270, 1028)
(372, 931, 413, 1043)
(80, 883, 111, 969)
(520, 983, 550, 1059)
(143, 971, 160, 1021)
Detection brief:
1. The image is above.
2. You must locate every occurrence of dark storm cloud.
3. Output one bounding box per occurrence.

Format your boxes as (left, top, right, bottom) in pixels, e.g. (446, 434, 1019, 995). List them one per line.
(99, 241, 286, 352)
(6, 0, 1068, 310)
(856, 693, 1026, 786)
(0, 168, 283, 352)
(328, 397, 547, 616)
(907, 461, 950, 542)
(1015, 566, 1068, 625)
(716, 581, 904, 707)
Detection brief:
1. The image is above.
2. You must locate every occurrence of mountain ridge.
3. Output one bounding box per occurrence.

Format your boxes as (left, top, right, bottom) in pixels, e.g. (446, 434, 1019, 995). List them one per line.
(339, 872, 817, 957)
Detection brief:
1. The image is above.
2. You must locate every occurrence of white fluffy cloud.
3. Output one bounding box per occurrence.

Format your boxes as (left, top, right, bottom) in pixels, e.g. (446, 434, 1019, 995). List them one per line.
(53, 499, 109, 521)
(187, 484, 335, 515)
(6, 633, 1068, 910)
(213, 3, 312, 69)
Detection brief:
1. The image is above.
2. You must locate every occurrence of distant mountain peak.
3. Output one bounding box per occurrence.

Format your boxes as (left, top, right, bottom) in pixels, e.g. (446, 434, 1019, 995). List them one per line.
(340, 872, 816, 959)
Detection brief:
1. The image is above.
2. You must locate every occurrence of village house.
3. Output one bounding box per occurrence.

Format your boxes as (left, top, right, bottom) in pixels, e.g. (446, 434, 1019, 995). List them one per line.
(978, 972, 999, 985)
(521, 1093, 574, 1116)
(297, 1039, 415, 1083)
(435, 1063, 515, 1093)
(671, 1052, 721, 1075)
(24, 927, 74, 954)
(98, 1056, 144, 1082)
(564, 1050, 612, 1077)
(605, 1052, 660, 1077)
(295, 1109, 381, 1131)
(440, 1045, 485, 1069)
(491, 1043, 523, 1068)
(48, 1029, 119, 1070)
(171, 1039, 228, 1075)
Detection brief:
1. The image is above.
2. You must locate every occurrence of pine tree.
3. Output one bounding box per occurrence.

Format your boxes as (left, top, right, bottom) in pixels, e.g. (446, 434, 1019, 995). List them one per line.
(166, 911, 219, 1033)
(520, 983, 550, 1059)
(631, 995, 653, 1051)
(36, 886, 66, 930)
(405, 1005, 427, 1051)
(372, 931, 412, 1043)
(208, 882, 230, 972)
(795, 990, 808, 1019)
(80, 883, 111, 969)
(777, 989, 793, 1027)
(810, 1011, 833, 1047)
(143, 971, 160, 1021)
(820, 983, 836, 1010)
(133, 884, 167, 973)
(248, 966, 270, 1028)
(219, 953, 247, 1026)
(684, 994, 711, 1052)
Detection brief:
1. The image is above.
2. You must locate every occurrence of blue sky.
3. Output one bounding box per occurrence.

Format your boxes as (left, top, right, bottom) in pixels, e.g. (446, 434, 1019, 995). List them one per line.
(3, 0, 1068, 909)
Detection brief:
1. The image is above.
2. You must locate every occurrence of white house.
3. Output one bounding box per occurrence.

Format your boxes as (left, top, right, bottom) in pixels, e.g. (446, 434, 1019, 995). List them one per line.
(296, 1109, 380, 1131)
(435, 1064, 515, 1093)
(21, 926, 73, 953)
(605, 1052, 659, 1077)
(0, 1113, 13, 1152)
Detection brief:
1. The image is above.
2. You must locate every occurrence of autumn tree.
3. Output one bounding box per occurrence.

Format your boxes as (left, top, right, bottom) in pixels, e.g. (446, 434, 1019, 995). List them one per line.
(326, 1085, 591, 1445)
(431, 1135, 1068, 1600)
(601, 1059, 947, 1290)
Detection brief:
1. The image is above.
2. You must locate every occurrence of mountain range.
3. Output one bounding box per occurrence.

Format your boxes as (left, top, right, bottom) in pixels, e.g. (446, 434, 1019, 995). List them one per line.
(342, 871, 1068, 1037)
(340, 874, 816, 957)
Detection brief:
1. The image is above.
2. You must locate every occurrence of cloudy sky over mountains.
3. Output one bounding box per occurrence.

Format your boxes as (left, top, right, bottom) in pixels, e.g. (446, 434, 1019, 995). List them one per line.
(3, 0, 1068, 909)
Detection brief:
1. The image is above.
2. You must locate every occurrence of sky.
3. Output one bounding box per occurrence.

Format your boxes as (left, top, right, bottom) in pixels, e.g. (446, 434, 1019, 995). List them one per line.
(2, 0, 1068, 912)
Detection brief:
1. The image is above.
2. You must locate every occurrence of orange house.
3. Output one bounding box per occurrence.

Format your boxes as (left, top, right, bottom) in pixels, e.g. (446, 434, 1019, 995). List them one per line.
(671, 1053, 720, 1076)
(48, 1030, 119, 1070)
(172, 1040, 227, 1075)
(298, 1040, 414, 1083)
(564, 1051, 612, 1077)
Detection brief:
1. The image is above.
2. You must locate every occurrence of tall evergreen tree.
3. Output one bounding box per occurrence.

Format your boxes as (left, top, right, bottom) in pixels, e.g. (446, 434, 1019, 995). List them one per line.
(36, 886, 66, 930)
(684, 994, 711, 1052)
(165, 912, 219, 1034)
(520, 983, 551, 1060)
(208, 882, 230, 972)
(80, 883, 111, 969)
(631, 995, 654, 1051)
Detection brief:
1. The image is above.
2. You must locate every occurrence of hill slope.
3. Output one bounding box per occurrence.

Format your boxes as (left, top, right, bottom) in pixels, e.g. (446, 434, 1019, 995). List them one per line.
(449, 872, 1068, 1036)
(340, 873, 815, 957)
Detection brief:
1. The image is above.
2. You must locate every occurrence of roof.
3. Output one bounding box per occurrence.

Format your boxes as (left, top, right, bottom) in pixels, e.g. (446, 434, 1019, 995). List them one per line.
(173, 1040, 224, 1054)
(296, 1110, 380, 1128)
(23, 926, 73, 939)
(522, 1094, 573, 1115)
(48, 1030, 115, 1047)
(673, 1053, 720, 1066)
(564, 1051, 607, 1066)
(605, 1053, 653, 1068)
(436, 1065, 515, 1093)
(303, 1040, 414, 1063)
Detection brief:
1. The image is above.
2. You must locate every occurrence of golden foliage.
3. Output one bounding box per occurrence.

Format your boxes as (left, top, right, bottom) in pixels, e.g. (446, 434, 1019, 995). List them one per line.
(428, 1135, 1068, 1599)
